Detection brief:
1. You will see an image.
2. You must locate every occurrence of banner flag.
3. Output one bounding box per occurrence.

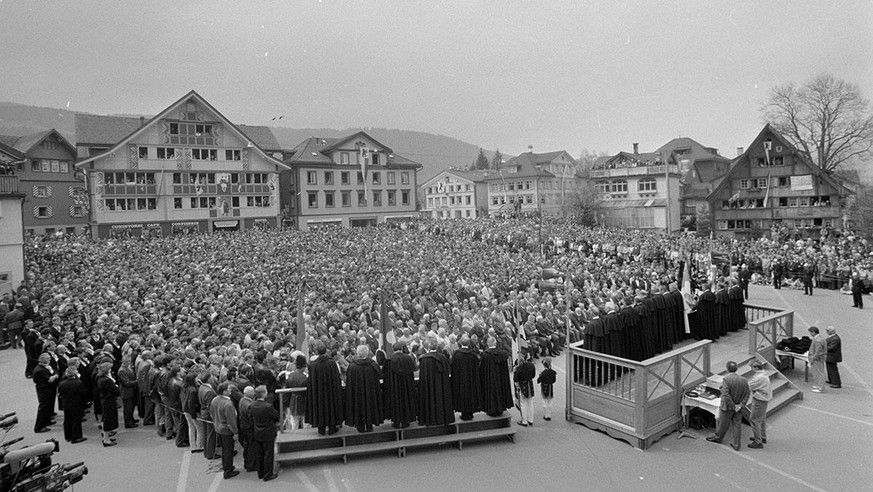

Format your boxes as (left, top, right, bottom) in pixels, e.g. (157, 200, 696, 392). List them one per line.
(296, 297, 308, 357)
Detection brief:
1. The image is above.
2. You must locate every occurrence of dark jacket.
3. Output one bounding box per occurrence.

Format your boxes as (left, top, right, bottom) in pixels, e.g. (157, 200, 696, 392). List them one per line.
(250, 400, 279, 442)
(826, 334, 842, 363)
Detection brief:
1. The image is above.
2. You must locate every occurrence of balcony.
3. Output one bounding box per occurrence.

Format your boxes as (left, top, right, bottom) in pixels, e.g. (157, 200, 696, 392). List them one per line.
(0, 175, 22, 196)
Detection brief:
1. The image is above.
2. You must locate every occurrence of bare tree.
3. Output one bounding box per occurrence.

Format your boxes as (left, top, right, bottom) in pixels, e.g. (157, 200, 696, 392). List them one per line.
(761, 72, 873, 172)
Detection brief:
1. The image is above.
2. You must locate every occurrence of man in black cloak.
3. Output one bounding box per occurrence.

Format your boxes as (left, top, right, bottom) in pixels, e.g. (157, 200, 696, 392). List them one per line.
(451, 335, 481, 421)
(384, 342, 417, 428)
(306, 340, 343, 435)
(479, 336, 513, 417)
(694, 284, 719, 341)
(418, 337, 454, 426)
(345, 345, 383, 432)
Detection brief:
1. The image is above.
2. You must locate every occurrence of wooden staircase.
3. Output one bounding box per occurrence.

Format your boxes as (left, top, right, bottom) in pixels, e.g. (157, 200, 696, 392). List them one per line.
(710, 353, 803, 417)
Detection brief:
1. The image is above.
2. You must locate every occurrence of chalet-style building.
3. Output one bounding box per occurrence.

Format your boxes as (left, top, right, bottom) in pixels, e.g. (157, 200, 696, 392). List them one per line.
(658, 137, 732, 229)
(421, 169, 489, 219)
(281, 131, 421, 229)
(708, 124, 853, 239)
(0, 146, 25, 294)
(0, 130, 85, 236)
(483, 151, 583, 216)
(591, 144, 681, 232)
(74, 90, 289, 238)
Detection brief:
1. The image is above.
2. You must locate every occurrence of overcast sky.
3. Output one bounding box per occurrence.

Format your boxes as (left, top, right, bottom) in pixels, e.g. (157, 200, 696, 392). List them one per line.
(1, 0, 871, 157)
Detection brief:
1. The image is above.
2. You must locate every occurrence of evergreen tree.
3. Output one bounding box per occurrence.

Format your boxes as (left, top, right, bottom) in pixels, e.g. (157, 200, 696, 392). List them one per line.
(474, 148, 490, 170)
(491, 149, 503, 170)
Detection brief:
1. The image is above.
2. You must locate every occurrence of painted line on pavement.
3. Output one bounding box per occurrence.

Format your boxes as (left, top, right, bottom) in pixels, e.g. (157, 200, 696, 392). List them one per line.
(294, 469, 320, 492)
(726, 446, 827, 492)
(176, 450, 191, 492)
(323, 464, 340, 492)
(205, 470, 222, 492)
(775, 289, 873, 398)
(793, 403, 873, 427)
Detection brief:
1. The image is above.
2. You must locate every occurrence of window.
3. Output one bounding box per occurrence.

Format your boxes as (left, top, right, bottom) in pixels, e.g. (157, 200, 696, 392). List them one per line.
(341, 191, 351, 207)
(307, 192, 318, 208)
(387, 172, 396, 185)
(30, 159, 69, 173)
(325, 191, 335, 208)
(401, 190, 410, 206)
(357, 172, 364, 185)
(788, 197, 798, 207)
(138, 147, 148, 159)
(41, 140, 57, 150)
(324, 172, 334, 185)
(35, 206, 51, 218)
(778, 176, 788, 187)
(427, 197, 434, 208)
(611, 180, 627, 193)
(33, 186, 51, 198)
(192, 148, 217, 160)
(232, 197, 240, 208)
(225, 149, 241, 161)
(372, 154, 380, 166)
(157, 147, 176, 159)
(70, 206, 84, 217)
(341, 172, 350, 185)
(373, 191, 382, 206)
(466, 195, 471, 205)
(168, 122, 216, 145)
(492, 197, 499, 205)
(757, 178, 768, 188)
(357, 191, 366, 207)
(779, 197, 788, 207)
(740, 179, 751, 189)
(387, 190, 396, 206)
(174, 198, 183, 209)
(401, 172, 410, 185)
(638, 178, 657, 192)
(66, 227, 76, 235)
(372, 172, 381, 185)
(341, 152, 350, 164)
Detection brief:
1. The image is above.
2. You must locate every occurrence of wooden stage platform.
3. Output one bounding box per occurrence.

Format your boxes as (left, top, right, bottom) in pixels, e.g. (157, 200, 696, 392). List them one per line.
(275, 413, 515, 466)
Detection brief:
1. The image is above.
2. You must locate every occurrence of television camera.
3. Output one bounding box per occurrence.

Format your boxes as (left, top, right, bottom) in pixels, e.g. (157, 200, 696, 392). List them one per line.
(0, 412, 87, 492)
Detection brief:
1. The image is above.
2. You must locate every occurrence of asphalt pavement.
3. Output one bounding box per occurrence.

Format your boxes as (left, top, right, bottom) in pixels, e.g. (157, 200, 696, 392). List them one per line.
(0, 284, 870, 492)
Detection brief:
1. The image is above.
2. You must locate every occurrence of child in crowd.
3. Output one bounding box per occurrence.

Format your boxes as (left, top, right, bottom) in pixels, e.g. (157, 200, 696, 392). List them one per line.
(537, 357, 557, 421)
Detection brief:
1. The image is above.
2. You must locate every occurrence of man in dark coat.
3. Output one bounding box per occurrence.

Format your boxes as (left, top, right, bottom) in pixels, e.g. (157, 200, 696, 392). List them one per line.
(57, 366, 88, 443)
(802, 262, 816, 296)
(707, 361, 750, 451)
(825, 327, 842, 388)
(117, 358, 139, 428)
(32, 353, 59, 433)
(136, 351, 155, 425)
(384, 342, 417, 428)
(850, 272, 864, 309)
(694, 285, 718, 342)
(451, 336, 481, 420)
(97, 361, 120, 446)
(249, 386, 279, 482)
(23, 324, 40, 378)
(198, 371, 219, 459)
(417, 337, 454, 426)
(306, 341, 343, 435)
(738, 264, 752, 299)
(345, 345, 383, 432)
(772, 259, 784, 289)
(479, 336, 513, 417)
(714, 282, 732, 337)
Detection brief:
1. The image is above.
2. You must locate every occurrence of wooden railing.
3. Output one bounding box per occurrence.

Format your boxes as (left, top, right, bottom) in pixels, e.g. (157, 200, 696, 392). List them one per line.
(745, 304, 794, 365)
(0, 175, 20, 195)
(566, 340, 710, 449)
(275, 387, 307, 434)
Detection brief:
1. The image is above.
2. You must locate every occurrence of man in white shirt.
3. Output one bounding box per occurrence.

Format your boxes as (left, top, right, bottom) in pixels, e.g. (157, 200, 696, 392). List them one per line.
(746, 359, 771, 449)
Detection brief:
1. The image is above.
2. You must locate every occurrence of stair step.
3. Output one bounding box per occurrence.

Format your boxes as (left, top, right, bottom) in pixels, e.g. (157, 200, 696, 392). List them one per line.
(767, 388, 802, 416)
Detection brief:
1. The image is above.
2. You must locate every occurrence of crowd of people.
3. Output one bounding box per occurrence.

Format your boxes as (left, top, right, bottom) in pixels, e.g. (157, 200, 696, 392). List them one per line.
(1, 216, 870, 479)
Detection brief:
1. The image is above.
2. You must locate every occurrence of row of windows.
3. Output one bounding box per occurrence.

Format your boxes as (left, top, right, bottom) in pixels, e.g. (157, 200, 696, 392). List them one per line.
(104, 172, 156, 185)
(739, 176, 799, 189)
(428, 183, 473, 194)
(428, 195, 473, 208)
(489, 181, 532, 193)
(172, 196, 271, 210)
(167, 122, 217, 146)
(30, 159, 70, 174)
(338, 151, 381, 166)
(307, 190, 411, 208)
(721, 196, 833, 210)
(143, 146, 241, 161)
(33, 206, 85, 218)
(171, 173, 269, 185)
(717, 218, 832, 230)
(105, 198, 158, 211)
(306, 170, 410, 186)
(491, 194, 543, 206)
(435, 209, 475, 219)
(596, 178, 657, 194)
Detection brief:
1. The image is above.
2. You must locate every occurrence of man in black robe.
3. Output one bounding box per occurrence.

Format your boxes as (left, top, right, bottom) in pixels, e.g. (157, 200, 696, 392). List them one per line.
(345, 345, 383, 432)
(306, 341, 343, 435)
(715, 282, 732, 337)
(479, 336, 513, 417)
(451, 336, 481, 421)
(620, 297, 643, 362)
(417, 338, 454, 426)
(384, 342, 416, 428)
(728, 278, 746, 331)
(694, 285, 718, 341)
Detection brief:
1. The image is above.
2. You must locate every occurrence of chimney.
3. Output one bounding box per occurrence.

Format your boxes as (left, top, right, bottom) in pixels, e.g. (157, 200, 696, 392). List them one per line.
(139, 116, 145, 127)
(632, 143, 639, 154)
(736, 147, 744, 157)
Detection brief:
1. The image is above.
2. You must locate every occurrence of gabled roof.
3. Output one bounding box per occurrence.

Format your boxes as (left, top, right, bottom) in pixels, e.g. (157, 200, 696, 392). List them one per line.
(237, 125, 282, 152)
(657, 137, 726, 161)
(707, 124, 853, 200)
(320, 131, 394, 154)
(484, 153, 556, 180)
(0, 141, 25, 161)
(75, 114, 144, 146)
(74, 90, 289, 170)
(421, 169, 489, 186)
(0, 129, 76, 156)
(284, 131, 421, 169)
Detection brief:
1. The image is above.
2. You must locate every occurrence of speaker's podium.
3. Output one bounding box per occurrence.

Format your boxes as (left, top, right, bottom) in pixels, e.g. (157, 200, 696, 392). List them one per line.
(275, 413, 515, 465)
